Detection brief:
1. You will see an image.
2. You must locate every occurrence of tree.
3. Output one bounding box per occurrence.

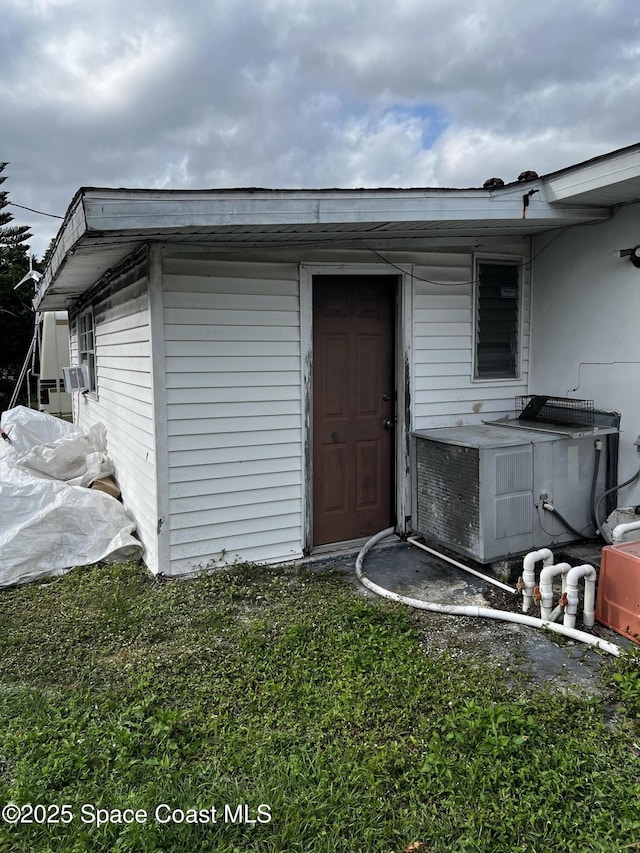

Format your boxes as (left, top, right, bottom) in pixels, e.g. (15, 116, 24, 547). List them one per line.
(0, 162, 31, 249)
(0, 162, 35, 413)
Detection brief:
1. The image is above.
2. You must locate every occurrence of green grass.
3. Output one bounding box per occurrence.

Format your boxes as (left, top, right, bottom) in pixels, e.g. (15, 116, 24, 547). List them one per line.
(0, 560, 639, 852)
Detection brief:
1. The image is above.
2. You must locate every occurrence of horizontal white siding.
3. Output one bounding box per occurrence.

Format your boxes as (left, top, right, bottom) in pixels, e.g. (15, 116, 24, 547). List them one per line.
(162, 255, 303, 574)
(411, 246, 531, 429)
(64, 237, 535, 573)
(70, 257, 158, 571)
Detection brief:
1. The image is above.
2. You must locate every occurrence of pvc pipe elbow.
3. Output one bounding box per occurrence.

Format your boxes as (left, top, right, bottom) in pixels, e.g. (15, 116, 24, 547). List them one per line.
(522, 548, 554, 612)
(612, 521, 640, 543)
(564, 564, 597, 629)
(539, 563, 571, 620)
(566, 564, 597, 586)
(523, 549, 554, 574)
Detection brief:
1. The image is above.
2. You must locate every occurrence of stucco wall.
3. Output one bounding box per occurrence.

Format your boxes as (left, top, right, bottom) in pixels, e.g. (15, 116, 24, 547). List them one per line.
(529, 202, 640, 504)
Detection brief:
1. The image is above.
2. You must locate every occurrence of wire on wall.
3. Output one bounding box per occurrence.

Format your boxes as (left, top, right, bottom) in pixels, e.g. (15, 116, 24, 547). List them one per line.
(362, 223, 579, 289)
(567, 362, 640, 394)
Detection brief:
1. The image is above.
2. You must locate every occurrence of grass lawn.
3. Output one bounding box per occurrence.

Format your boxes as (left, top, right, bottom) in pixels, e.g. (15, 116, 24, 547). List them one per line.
(0, 560, 639, 852)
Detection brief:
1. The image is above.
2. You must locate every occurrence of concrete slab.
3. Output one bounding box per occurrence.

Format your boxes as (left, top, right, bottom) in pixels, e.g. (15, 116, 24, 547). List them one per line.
(308, 538, 627, 698)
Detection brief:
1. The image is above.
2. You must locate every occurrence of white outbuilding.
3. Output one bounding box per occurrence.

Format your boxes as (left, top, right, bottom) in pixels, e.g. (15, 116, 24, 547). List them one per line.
(35, 142, 640, 575)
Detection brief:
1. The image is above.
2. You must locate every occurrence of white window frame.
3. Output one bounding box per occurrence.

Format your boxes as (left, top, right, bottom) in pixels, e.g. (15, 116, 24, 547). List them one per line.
(472, 255, 522, 382)
(77, 308, 97, 395)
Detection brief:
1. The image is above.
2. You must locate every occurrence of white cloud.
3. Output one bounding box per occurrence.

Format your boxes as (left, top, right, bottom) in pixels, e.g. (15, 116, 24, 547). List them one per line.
(318, 113, 438, 187)
(37, 22, 182, 113)
(1, 0, 638, 256)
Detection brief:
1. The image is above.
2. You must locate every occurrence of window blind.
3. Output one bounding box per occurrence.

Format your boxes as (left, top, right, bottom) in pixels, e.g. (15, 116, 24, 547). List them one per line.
(476, 262, 519, 379)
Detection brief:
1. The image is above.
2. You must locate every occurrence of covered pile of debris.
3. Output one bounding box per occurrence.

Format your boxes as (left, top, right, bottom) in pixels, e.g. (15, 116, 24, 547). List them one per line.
(0, 406, 142, 587)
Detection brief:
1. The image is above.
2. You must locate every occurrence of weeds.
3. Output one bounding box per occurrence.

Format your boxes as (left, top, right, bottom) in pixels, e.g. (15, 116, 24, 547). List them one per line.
(611, 648, 640, 715)
(0, 561, 638, 851)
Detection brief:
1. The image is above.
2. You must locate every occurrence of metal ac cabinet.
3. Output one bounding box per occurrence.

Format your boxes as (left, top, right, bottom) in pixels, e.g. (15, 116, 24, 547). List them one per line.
(412, 424, 614, 563)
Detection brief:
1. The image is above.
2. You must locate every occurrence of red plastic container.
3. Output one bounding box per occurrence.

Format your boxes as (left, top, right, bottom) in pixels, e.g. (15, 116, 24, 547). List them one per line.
(596, 541, 640, 644)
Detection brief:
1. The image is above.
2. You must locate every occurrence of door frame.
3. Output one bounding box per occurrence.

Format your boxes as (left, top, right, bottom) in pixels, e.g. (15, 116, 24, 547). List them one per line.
(300, 263, 414, 554)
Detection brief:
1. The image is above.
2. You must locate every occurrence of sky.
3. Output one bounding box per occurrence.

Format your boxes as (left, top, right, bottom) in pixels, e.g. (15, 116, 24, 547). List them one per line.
(2, 0, 639, 258)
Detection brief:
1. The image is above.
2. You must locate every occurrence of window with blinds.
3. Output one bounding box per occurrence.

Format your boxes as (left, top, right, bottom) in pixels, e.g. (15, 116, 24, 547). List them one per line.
(474, 261, 520, 379)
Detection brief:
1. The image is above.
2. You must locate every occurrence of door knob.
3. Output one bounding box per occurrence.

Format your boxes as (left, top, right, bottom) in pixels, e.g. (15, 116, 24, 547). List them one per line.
(382, 419, 394, 429)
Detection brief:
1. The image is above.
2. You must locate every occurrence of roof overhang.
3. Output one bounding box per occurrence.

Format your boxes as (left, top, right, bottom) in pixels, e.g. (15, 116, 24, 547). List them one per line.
(543, 142, 640, 206)
(36, 143, 640, 311)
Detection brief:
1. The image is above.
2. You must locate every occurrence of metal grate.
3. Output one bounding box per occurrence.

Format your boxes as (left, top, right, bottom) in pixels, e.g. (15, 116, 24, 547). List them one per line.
(415, 439, 480, 552)
(515, 395, 594, 428)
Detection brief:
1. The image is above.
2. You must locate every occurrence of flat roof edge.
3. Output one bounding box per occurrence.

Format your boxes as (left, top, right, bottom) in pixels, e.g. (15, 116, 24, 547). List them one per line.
(34, 191, 87, 310)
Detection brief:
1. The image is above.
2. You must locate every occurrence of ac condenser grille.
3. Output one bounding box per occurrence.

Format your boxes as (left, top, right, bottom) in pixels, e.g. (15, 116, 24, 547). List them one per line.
(495, 449, 531, 495)
(416, 439, 480, 553)
(414, 426, 537, 562)
(496, 493, 532, 538)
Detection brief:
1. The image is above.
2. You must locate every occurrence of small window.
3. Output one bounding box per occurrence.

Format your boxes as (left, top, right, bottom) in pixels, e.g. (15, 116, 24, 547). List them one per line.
(77, 309, 96, 393)
(474, 261, 520, 379)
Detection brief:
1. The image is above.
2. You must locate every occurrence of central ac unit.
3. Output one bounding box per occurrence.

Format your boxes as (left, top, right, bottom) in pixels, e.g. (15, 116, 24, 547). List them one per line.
(413, 423, 616, 563)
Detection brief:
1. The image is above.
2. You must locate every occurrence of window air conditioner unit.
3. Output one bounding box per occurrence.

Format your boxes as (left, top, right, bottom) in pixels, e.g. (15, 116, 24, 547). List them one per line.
(62, 365, 90, 393)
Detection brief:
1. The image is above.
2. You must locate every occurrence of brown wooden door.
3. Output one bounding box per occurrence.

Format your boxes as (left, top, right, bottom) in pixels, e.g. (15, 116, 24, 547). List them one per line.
(313, 275, 395, 545)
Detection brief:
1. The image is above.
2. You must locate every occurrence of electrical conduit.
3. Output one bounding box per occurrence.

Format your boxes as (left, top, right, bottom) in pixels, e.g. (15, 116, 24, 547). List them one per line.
(541, 502, 594, 540)
(356, 529, 622, 657)
(589, 440, 603, 533)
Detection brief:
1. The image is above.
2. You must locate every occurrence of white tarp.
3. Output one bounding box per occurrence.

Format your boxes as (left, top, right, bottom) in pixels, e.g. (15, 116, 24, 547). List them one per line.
(0, 406, 143, 587)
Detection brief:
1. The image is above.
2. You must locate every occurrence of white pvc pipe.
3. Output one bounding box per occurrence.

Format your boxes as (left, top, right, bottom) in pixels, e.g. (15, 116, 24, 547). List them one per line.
(406, 537, 517, 594)
(521, 548, 554, 613)
(356, 529, 621, 657)
(548, 604, 565, 623)
(539, 562, 572, 620)
(564, 564, 597, 630)
(612, 520, 640, 544)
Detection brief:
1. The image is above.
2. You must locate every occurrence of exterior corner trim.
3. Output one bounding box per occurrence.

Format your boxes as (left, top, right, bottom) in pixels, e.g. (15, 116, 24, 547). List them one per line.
(148, 243, 171, 574)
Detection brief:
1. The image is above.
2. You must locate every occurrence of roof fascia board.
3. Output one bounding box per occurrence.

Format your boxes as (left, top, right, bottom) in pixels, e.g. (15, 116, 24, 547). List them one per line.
(80, 188, 604, 232)
(34, 185, 611, 311)
(33, 191, 88, 309)
(543, 147, 640, 203)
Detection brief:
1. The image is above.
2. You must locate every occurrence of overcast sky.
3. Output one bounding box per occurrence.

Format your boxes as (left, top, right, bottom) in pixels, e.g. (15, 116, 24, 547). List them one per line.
(2, 0, 639, 258)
